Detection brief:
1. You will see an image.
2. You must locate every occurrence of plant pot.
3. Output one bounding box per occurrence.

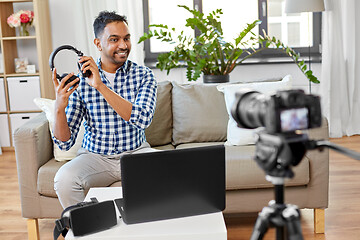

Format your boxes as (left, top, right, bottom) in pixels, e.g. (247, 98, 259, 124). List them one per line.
(203, 75, 229, 84)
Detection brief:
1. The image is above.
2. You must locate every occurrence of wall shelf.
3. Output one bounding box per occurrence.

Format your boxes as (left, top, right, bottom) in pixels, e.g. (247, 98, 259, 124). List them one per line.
(5, 72, 40, 77)
(2, 36, 37, 40)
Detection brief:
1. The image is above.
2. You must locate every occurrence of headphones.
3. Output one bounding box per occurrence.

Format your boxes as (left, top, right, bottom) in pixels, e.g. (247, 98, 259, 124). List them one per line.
(49, 45, 92, 86)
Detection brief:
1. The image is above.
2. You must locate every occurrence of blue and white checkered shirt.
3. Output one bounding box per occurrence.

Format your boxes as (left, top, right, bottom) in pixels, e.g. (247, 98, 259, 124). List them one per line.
(53, 59, 157, 155)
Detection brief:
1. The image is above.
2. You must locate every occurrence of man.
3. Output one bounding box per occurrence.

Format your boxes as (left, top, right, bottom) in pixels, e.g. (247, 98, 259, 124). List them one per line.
(52, 11, 157, 208)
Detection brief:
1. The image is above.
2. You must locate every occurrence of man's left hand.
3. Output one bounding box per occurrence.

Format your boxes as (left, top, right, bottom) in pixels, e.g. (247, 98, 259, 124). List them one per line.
(79, 56, 104, 90)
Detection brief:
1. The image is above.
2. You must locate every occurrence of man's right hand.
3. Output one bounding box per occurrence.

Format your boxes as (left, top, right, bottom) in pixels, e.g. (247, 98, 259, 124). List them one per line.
(52, 68, 79, 111)
(52, 68, 79, 142)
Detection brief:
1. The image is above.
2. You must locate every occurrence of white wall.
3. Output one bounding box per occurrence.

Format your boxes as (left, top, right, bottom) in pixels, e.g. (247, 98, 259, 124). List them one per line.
(48, 0, 79, 74)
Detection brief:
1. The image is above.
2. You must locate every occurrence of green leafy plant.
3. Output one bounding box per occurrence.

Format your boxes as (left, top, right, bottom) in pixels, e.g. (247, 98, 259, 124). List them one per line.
(139, 5, 319, 83)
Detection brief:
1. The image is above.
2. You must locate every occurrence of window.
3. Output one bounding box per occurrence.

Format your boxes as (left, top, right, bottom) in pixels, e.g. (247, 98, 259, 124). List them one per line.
(142, 0, 322, 63)
(146, 0, 195, 53)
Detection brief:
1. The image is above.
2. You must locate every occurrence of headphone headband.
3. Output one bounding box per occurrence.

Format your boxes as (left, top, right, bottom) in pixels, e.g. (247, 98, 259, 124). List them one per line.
(49, 45, 84, 71)
(49, 44, 91, 82)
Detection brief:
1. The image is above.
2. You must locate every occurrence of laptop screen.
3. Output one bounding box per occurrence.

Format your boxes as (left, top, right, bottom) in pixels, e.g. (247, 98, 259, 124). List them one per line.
(117, 145, 225, 224)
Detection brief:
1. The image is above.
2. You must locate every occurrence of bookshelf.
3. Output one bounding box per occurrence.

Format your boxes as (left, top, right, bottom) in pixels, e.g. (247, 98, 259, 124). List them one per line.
(0, 0, 53, 150)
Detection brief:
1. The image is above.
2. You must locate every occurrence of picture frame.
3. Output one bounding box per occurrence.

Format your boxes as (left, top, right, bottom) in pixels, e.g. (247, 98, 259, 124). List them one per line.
(14, 57, 28, 73)
(27, 65, 36, 74)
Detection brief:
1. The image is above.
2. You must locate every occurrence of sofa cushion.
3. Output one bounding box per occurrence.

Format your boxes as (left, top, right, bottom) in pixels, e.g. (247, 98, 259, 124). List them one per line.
(175, 143, 310, 189)
(171, 82, 228, 145)
(153, 144, 175, 150)
(175, 142, 225, 149)
(37, 158, 67, 197)
(145, 81, 173, 147)
(225, 145, 310, 189)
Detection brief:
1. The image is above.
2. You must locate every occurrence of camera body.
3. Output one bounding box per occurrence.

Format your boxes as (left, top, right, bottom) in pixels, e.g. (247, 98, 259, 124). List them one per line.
(265, 90, 322, 133)
(231, 89, 322, 134)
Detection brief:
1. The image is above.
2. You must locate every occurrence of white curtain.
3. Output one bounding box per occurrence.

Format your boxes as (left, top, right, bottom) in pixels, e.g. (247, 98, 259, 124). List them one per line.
(116, 0, 145, 65)
(73, 0, 145, 65)
(320, 0, 360, 137)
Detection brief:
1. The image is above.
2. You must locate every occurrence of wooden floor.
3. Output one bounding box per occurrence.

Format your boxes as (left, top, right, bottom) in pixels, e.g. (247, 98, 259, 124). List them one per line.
(1, 136, 360, 240)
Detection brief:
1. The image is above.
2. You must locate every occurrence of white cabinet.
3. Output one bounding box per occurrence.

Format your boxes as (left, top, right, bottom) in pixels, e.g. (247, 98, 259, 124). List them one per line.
(10, 113, 39, 145)
(0, 114, 10, 147)
(7, 76, 41, 111)
(0, 78, 6, 112)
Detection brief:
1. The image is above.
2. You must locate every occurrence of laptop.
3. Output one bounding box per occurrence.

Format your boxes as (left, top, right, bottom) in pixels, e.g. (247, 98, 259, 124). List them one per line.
(115, 145, 225, 224)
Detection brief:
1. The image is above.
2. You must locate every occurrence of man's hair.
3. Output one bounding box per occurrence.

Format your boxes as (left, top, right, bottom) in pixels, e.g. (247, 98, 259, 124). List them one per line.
(93, 11, 128, 38)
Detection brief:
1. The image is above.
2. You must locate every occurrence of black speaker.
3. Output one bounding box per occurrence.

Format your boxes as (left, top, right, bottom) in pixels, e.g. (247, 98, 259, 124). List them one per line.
(69, 200, 117, 236)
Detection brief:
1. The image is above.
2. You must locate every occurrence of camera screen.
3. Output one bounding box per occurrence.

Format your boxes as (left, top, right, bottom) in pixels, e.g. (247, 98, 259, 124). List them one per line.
(280, 107, 309, 132)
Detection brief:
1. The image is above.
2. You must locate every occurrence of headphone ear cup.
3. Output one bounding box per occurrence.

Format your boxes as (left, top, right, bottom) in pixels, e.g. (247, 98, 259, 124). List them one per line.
(60, 73, 79, 87)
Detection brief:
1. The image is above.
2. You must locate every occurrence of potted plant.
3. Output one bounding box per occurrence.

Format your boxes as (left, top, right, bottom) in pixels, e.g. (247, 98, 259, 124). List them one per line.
(139, 5, 319, 84)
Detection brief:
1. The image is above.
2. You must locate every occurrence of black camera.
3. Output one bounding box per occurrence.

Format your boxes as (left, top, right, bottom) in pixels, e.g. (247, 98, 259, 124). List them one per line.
(231, 89, 322, 134)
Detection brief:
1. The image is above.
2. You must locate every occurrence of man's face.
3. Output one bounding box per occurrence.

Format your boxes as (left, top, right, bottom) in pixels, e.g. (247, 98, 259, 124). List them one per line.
(96, 21, 131, 69)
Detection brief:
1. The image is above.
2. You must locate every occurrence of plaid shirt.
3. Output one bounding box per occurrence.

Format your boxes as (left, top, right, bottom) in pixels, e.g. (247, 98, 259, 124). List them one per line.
(53, 59, 157, 155)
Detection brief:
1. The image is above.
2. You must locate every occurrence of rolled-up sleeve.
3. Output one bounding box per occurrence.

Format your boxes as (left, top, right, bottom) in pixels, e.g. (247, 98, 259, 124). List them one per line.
(128, 69, 157, 130)
(52, 89, 85, 151)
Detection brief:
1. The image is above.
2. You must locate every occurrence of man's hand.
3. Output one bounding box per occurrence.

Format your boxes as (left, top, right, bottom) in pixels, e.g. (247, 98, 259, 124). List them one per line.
(79, 56, 104, 90)
(52, 68, 79, 111)
(52, 68, 79, 142)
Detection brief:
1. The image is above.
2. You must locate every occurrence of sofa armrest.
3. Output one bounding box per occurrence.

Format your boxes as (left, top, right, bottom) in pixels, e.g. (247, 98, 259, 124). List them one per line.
(304, 116, 330, 208)
(14, 112, 54, 217)
(307, 117, 329, 141)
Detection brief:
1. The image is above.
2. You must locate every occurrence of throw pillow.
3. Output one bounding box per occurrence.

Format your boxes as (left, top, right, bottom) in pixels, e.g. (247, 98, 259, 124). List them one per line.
(34, 98, 84, 161)
(217, 75, 293, 146)
(145, 81, 173, 146)
(171, 82, 228, 145)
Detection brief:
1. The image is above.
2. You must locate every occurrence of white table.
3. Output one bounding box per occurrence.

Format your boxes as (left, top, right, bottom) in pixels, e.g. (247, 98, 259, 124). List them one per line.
(65, 187, 227, 240)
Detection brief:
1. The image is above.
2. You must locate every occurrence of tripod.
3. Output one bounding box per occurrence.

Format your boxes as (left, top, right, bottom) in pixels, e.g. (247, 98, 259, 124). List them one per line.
(250, 176, 303, 240)
(249, 132, 308, 240)
(249, 131, 360, 240)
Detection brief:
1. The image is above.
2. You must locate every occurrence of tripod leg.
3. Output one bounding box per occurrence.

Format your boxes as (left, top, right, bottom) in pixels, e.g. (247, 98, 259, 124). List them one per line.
(250, 207, 273, 240)
(283, 205, 304, 240)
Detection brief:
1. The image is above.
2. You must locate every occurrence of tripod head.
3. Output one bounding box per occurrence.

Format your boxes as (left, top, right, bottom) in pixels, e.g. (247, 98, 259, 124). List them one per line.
(254, 130, 310, 179)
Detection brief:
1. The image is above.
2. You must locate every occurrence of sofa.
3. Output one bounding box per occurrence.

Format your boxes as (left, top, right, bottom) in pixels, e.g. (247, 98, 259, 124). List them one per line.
(14, 79, 329, 240)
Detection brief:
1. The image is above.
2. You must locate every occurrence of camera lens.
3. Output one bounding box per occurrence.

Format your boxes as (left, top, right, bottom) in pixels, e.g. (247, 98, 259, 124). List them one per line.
(231, 89, 268, 129)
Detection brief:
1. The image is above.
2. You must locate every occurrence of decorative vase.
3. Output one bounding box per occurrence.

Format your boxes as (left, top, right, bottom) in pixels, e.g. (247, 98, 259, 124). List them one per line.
(19, 24, 30, 36)
(203, 74, 229, 84)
